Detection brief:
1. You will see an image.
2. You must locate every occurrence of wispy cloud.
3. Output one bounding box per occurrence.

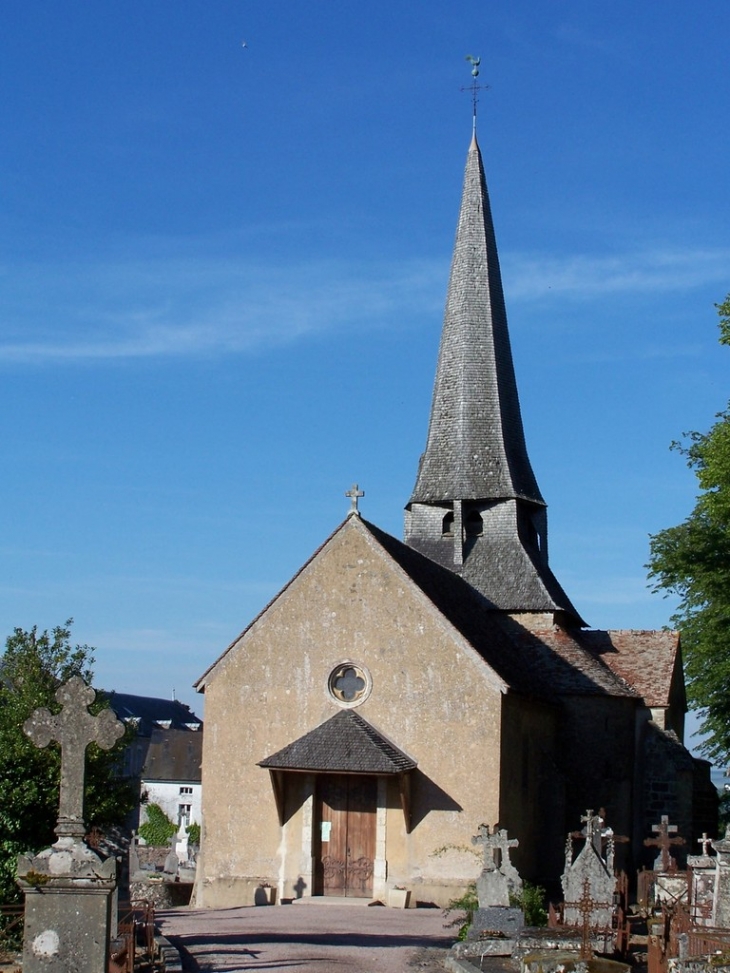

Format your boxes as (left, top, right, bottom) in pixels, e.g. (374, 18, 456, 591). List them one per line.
(504, 247, 730, 301)
(1, 245, 727, 364)
(0, 255, 445, 364)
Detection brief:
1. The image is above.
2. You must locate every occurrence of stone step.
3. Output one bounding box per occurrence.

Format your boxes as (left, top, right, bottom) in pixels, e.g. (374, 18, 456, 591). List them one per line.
(291, 895, 381, 907)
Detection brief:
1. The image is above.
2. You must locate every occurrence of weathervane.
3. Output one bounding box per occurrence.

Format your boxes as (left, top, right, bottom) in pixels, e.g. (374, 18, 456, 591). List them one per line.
(462, 55, 489, 130)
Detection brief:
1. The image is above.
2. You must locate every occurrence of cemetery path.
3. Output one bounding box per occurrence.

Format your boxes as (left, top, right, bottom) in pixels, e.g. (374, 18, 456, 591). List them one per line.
(157, 902, 454, 972)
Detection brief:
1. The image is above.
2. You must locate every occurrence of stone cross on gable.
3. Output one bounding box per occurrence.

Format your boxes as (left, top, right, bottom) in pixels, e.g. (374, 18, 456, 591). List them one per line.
(472, 823, 519, 870)
(24, 676, 125, 840)
(644, 815, 685, 873)
(345, 483, 364, 515)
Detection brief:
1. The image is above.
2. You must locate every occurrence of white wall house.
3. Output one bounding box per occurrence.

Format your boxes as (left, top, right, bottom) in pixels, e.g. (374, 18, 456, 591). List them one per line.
(106, 692, 203, 836)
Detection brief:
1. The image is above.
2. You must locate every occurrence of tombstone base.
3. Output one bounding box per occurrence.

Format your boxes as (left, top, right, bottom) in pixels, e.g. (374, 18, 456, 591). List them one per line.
(468, 906, 525, 940)
(17, 839, 116, 973)
(521, 950, 629, 973)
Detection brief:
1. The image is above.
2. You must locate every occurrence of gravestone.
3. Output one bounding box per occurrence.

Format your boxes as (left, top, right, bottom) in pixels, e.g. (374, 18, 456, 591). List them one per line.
(467, 824, 524, 947)
(472, 823, 522, 907)
(128, 832, 143, 881)
(175, 818, 190, 865)
(164, 833, 179, 876)
(16, 676, 125, 973)
(562, 809, 615, 931)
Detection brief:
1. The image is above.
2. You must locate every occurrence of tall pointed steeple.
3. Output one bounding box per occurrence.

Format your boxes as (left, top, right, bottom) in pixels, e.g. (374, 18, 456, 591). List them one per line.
(405, 131, 583, 626)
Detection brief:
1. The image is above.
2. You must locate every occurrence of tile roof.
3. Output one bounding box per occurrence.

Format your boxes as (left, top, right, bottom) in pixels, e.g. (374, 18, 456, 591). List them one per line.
(258, 709, 417, 775)
(579, 630, 682, 709)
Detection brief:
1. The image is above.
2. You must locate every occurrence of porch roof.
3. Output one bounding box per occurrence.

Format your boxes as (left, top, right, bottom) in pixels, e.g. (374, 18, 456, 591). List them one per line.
(258, 709, 417, 775)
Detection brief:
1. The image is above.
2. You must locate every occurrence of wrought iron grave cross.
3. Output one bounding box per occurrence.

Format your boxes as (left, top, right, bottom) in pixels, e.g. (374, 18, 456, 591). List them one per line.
(24, 676, 125, 840)
(565, 877, 601, 959)
(644, 814, 685, 873)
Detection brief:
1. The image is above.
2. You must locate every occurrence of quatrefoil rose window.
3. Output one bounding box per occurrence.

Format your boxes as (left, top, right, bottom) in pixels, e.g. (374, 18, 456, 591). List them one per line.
(328, 663, 371, 708)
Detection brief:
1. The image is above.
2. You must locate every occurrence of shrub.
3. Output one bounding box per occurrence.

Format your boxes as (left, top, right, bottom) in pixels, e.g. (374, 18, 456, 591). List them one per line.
(511, 882, 548, 926)
(138, 804, 176, 846)
(443, 883, 479, 940)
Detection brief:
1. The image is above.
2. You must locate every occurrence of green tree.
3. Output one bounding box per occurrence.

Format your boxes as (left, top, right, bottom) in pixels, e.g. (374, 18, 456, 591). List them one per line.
(0, 620, 135, 903)
(647, 294, 730, 762)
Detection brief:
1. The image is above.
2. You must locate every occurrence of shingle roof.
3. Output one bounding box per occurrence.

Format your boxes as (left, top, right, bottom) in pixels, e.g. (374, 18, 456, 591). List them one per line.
(364, 519, 636, 700)
(258, 709, 417, 775)
(142, 727, 203, 783)
(409, 133, 543, 507)
(104, 692, 203, 736)
(196, 515, 655, 703)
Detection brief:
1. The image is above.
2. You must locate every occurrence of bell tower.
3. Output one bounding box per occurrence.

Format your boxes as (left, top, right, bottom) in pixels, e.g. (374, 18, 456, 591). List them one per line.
(405, 131, 582, 627)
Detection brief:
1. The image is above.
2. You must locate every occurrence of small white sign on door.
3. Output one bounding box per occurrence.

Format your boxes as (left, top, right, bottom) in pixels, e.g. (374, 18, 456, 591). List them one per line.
(321, 821, 332, 842)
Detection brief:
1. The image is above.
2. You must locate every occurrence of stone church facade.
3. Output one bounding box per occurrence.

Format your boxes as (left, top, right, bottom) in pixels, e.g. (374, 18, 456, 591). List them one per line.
(194, 130, 716, 908)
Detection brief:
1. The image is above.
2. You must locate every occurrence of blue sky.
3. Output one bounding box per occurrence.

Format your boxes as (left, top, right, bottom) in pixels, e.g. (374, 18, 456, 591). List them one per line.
(1, 2, 728, 733)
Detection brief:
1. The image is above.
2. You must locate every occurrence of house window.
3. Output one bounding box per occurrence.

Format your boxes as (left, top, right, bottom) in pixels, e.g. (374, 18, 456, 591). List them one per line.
(178, 804, 192, 827)
(179, 786, 193, 796)
(442, 512, 454, 536)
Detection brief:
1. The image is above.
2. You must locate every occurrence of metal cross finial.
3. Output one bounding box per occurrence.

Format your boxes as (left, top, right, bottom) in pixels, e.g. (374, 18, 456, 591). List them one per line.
(345, 483, 364, 515)
(24, 676, 125, 840)
(462, 55, 489, 129)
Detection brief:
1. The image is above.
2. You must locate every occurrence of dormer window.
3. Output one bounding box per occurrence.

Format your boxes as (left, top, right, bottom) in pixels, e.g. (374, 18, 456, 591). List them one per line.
(442, 512, 454, 537)
(465, 511, 483, 536)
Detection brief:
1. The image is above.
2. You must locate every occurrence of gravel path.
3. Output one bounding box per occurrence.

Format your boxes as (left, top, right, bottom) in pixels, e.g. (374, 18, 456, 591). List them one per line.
(157, 902, 455, 973)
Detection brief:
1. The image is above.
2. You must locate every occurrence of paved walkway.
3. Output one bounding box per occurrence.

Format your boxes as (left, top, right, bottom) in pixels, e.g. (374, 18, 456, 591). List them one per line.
(157, 902, 455, 973)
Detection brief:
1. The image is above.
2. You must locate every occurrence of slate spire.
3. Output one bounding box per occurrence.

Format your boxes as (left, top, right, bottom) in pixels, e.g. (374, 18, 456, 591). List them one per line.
(405, 131, 583, 625)
(411, 132, 542, 506)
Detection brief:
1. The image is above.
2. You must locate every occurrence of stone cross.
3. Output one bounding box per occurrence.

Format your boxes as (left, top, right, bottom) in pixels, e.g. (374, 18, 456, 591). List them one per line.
(644, 815, 685, 873)
(472, 823, 519, 870)
(24, 676, 125, 840)
(698, 833, 713, 857)
(345, 483, 364, 515)
(580, 809, 602, 854)
(570, 808, 628, 871)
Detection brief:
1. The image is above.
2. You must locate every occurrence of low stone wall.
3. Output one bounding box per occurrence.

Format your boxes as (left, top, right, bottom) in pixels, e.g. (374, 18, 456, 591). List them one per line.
(136, 845, 171, 871)
(130, 880, 194, 909)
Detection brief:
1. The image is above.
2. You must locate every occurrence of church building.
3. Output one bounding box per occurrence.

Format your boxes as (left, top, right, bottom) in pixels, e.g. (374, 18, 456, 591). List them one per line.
(193, 128, 715, 908)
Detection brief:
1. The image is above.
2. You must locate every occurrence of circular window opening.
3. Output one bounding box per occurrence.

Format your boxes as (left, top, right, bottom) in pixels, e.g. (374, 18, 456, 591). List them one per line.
(328, 663, 371, 707)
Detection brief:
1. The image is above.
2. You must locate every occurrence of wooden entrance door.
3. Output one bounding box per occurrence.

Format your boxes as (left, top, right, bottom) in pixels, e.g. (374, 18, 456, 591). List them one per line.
(316, 775, 377, 897)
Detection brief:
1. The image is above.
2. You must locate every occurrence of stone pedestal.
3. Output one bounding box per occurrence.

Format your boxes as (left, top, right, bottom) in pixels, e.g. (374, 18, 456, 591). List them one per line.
(712, 829, 730, 927)
(687, 854, 715, 926)
(468, 905, 524, 940)
(17, 837, 117, 973)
